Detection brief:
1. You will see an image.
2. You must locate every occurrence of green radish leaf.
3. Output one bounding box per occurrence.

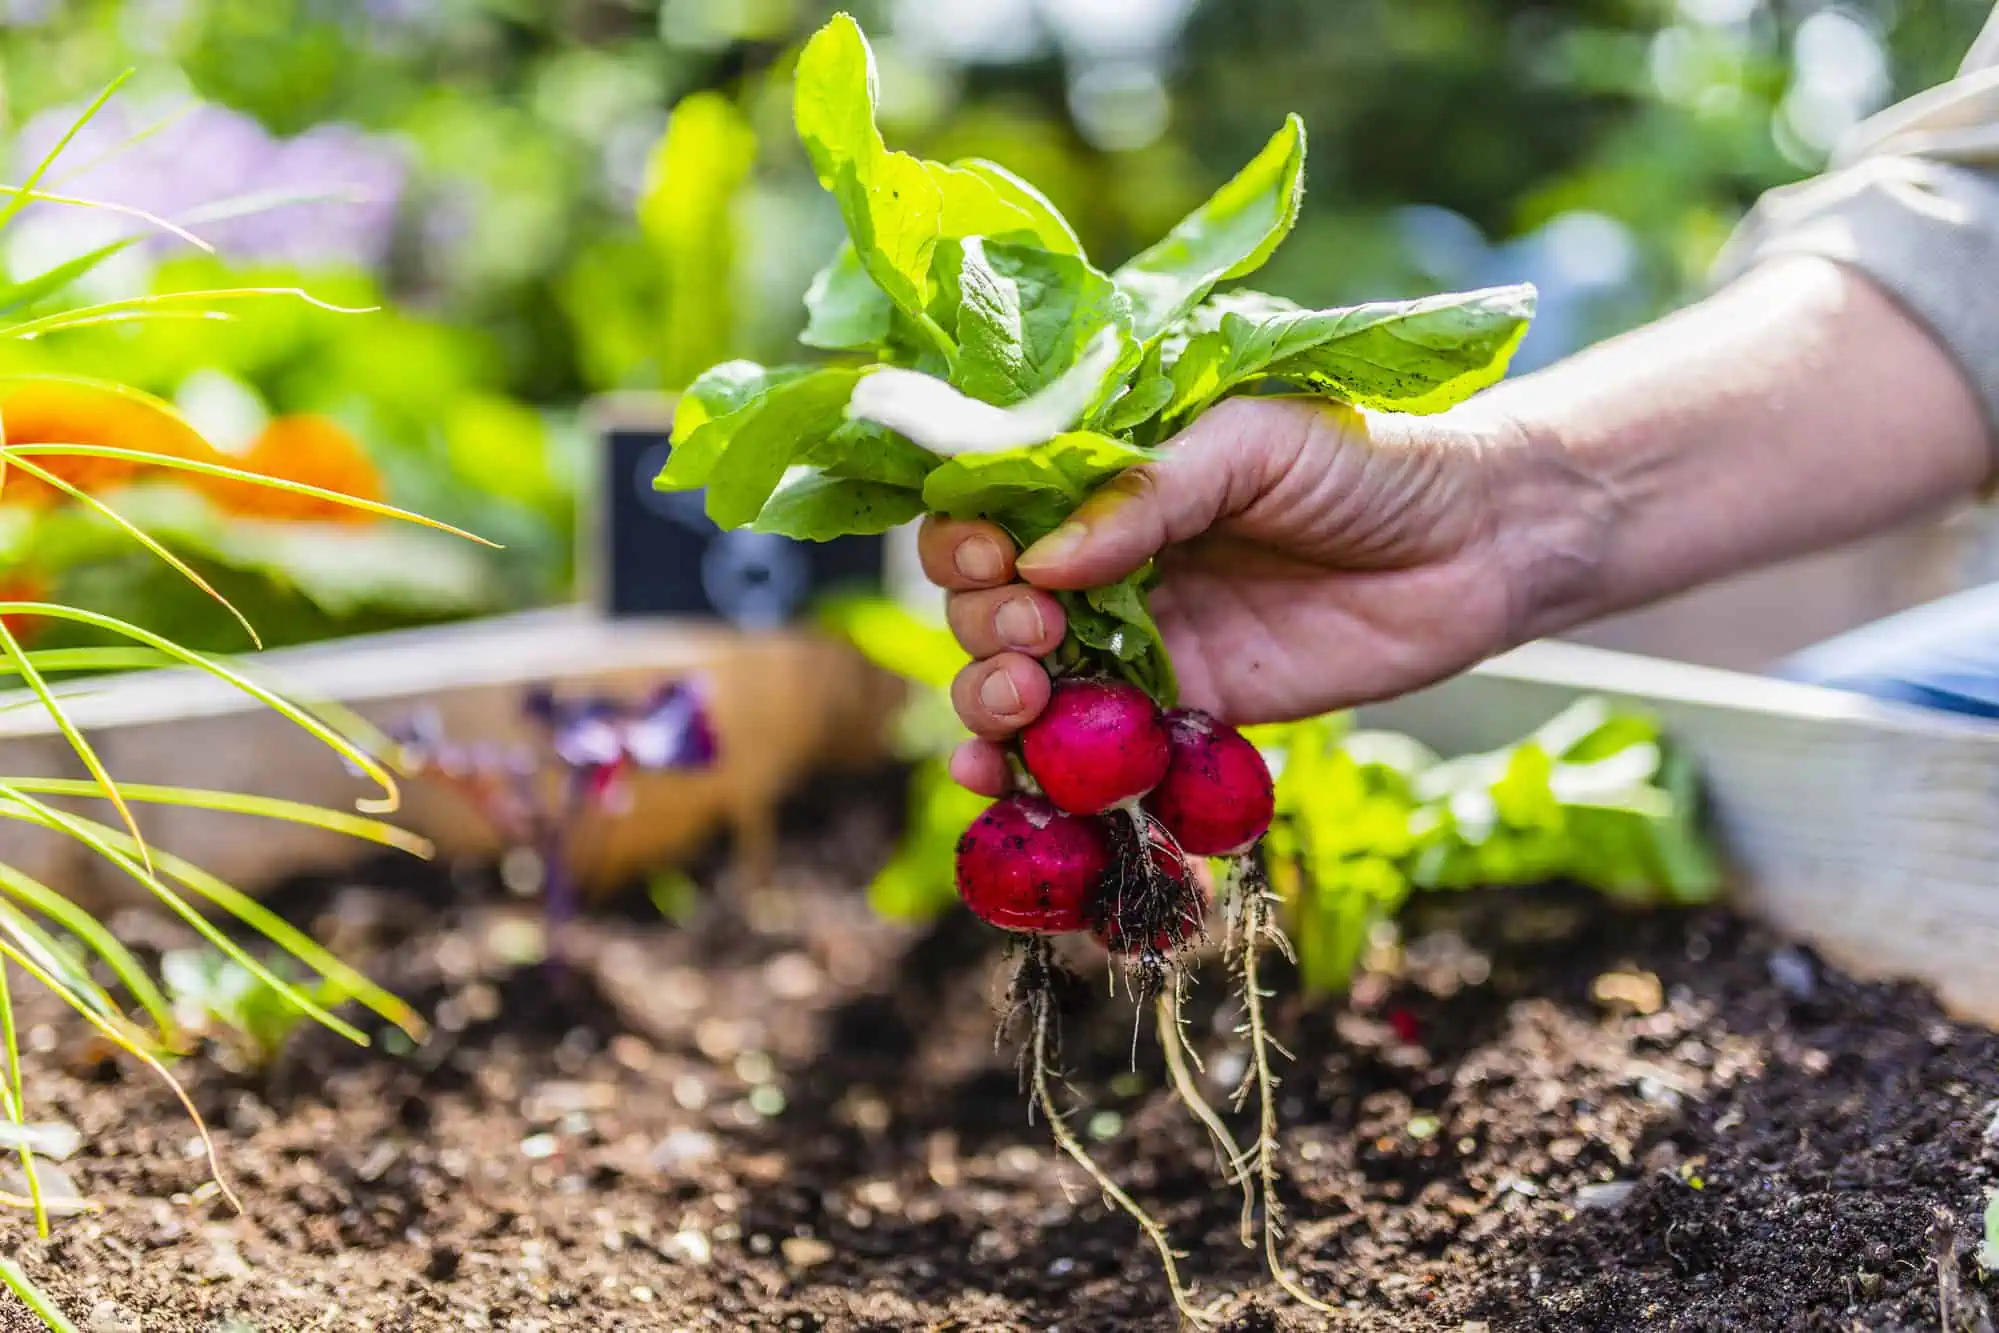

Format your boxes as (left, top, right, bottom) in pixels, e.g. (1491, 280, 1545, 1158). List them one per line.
(800, 419, 936, 489)
(927, 160, 1042, 247)
(794, 14, 945, 325)
(953, 238, 1130, 406)
(800, 242, 893, 351)
(1057, 571, 1178, 704)
(1114, 114, 1308, 343)
(1166, 284, 1538, 423)
(921, 429, 1153, 542)
(848, 328, 1130, 456)
(751, 472, 925, 540)
(656, 366, 870, 528)
(952, 159, 1084, 256)
(1101, 373, 1176, 433)
(671, 360, 806, 441)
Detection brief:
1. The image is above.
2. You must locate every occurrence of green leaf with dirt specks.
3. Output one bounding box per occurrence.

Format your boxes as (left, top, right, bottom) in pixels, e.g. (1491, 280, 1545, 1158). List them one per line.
(752, 472, 925, 540)
(1163, 284, 1538, 424)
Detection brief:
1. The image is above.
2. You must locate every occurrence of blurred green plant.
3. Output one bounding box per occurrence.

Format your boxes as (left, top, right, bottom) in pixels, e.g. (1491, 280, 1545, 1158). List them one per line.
(161, 947, 340, 1076)
(0, 84, 481, 1256)
(1256, 697, 1718, 992)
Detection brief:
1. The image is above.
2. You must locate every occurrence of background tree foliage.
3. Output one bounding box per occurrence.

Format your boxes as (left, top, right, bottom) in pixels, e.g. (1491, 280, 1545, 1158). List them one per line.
(0, 0, 1987, 642)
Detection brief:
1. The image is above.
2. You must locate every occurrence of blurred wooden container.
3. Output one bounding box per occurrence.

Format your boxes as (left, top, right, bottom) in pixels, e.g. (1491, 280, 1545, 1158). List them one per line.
(0, 608, 902, 911)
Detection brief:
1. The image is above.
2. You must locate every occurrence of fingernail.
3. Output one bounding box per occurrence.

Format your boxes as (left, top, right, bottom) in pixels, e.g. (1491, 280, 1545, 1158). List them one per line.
(978, 668, 1023, 717)
(994, 596, 1044, 649)
(955, 536, 1006, 583)
(1020, 522, 1086, 570)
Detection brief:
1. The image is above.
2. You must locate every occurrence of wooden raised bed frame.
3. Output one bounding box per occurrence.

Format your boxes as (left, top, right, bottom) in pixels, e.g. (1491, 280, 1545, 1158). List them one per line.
(0, 614, 1995, 1024)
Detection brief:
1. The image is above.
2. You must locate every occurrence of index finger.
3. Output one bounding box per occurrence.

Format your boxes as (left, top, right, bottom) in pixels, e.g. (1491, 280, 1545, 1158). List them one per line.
(918, 516, 1018, 591)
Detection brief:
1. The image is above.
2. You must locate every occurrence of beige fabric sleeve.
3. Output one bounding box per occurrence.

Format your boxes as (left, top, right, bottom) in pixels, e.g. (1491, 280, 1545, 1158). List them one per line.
(1715, 8, 1999, 442)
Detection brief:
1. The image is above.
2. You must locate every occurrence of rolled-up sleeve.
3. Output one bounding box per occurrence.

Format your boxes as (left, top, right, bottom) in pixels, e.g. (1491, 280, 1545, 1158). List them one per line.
(1715, 11, 1999, 441)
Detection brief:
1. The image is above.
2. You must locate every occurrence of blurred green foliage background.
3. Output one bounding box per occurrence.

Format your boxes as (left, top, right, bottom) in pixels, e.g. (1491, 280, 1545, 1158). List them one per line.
(0, 0, 1988, 648)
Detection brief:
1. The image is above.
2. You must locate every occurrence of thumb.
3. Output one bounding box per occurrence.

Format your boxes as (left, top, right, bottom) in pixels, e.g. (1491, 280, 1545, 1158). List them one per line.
(1014, 398, 1290, 590)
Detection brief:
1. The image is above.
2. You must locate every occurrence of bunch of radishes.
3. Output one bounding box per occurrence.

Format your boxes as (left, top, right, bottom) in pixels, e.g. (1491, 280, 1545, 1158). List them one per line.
(955, 678, 1274, 975)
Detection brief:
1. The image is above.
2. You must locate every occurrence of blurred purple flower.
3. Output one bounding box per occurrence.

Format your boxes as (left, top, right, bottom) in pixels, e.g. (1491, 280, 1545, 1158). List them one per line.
(523, 679, 720, 806)
(356, 682, 719, 938)
(9, 98, 408, 271)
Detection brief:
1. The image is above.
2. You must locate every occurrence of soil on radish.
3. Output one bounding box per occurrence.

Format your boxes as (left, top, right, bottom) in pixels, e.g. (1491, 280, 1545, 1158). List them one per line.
(4, 773, 1997, 1332)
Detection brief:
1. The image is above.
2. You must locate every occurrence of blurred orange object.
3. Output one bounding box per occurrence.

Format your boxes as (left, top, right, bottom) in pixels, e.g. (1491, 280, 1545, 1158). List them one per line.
(0, 376, 219, 508)
(200, 415, 384, 523)
(0, 571, 50, 646)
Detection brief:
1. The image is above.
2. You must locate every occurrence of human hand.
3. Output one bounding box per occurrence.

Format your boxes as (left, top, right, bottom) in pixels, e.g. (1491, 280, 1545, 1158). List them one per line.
(922, 394, 1603, 795)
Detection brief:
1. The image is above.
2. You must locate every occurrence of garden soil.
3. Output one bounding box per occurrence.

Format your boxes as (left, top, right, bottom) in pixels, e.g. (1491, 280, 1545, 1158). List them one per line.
(5, 773, 1998, 1332)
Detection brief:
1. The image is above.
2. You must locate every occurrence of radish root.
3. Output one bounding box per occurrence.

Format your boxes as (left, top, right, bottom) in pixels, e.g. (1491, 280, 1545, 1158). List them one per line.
(1157, 984, 1255, 1249)
(1233, 866, 1338, 1316)
(1017, 940, 1220, 1328)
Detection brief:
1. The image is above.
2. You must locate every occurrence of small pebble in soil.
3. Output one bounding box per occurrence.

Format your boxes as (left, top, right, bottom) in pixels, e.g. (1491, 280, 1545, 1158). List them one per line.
(651, 1129, 718, 1170)
(668, 1229, 712, 1264)
(86, 1299, 141, 1333)
(782, 1236, 835, 1269)
(1768, 945, 1817, 1000)
(1574, 1181, 1638, 1211)
(1, 1160, 86, 1215)
(1590, 970, 1664, 1015)
(520, 1133, 559, 1160)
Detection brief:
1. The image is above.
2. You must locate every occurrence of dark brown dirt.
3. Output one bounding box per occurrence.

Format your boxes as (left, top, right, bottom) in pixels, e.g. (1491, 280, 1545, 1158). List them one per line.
(4, 776, 1999, 1332)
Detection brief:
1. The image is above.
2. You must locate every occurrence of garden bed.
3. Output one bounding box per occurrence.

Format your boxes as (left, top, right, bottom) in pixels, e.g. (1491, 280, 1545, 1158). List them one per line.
(6, 773, 1996, 1333)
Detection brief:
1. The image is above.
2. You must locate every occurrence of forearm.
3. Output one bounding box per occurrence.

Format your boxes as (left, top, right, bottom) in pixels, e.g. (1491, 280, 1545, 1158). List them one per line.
(1478, 255, 1993, 643)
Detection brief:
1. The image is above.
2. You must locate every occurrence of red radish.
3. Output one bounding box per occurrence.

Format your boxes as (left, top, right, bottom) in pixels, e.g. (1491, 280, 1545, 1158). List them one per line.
(1147, 708, 1275, 857)
(1093, 843, 1210, 957)
(955, 794, 1113, 934)
(1020, 678, 1171, 815)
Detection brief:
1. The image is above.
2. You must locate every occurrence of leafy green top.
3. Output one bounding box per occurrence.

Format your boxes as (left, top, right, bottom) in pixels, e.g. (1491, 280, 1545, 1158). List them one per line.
(659, 12, 1536, 699)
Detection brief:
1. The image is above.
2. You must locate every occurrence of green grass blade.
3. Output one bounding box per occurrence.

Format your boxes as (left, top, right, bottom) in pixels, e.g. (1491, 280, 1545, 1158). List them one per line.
(0, 936, 237, 1217)
(177, 185, 368, 228)
(0, 239, 138, 319)
(0, 857, 174, 1035)
(4, 309, 235, 338)
(9, 648, 174, 675)
(5, 287, 373, 341)
(48, 97, 198, 190)
(85, 828, 423, 1039)
(5, 455, 261, 649)
(3, 446, 496, 547)
(0, 790, 368, 1046)
(0, 1255, 78, 1333)
(0, 601, 404, 813)
(0, 71, 133, 235)
(0, 959, 46, 1237)
(0, 619, 149, 872)
(0, 780, 430, 855)
(0, 892, 130, 1027)
(0, 191, 210, 254)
